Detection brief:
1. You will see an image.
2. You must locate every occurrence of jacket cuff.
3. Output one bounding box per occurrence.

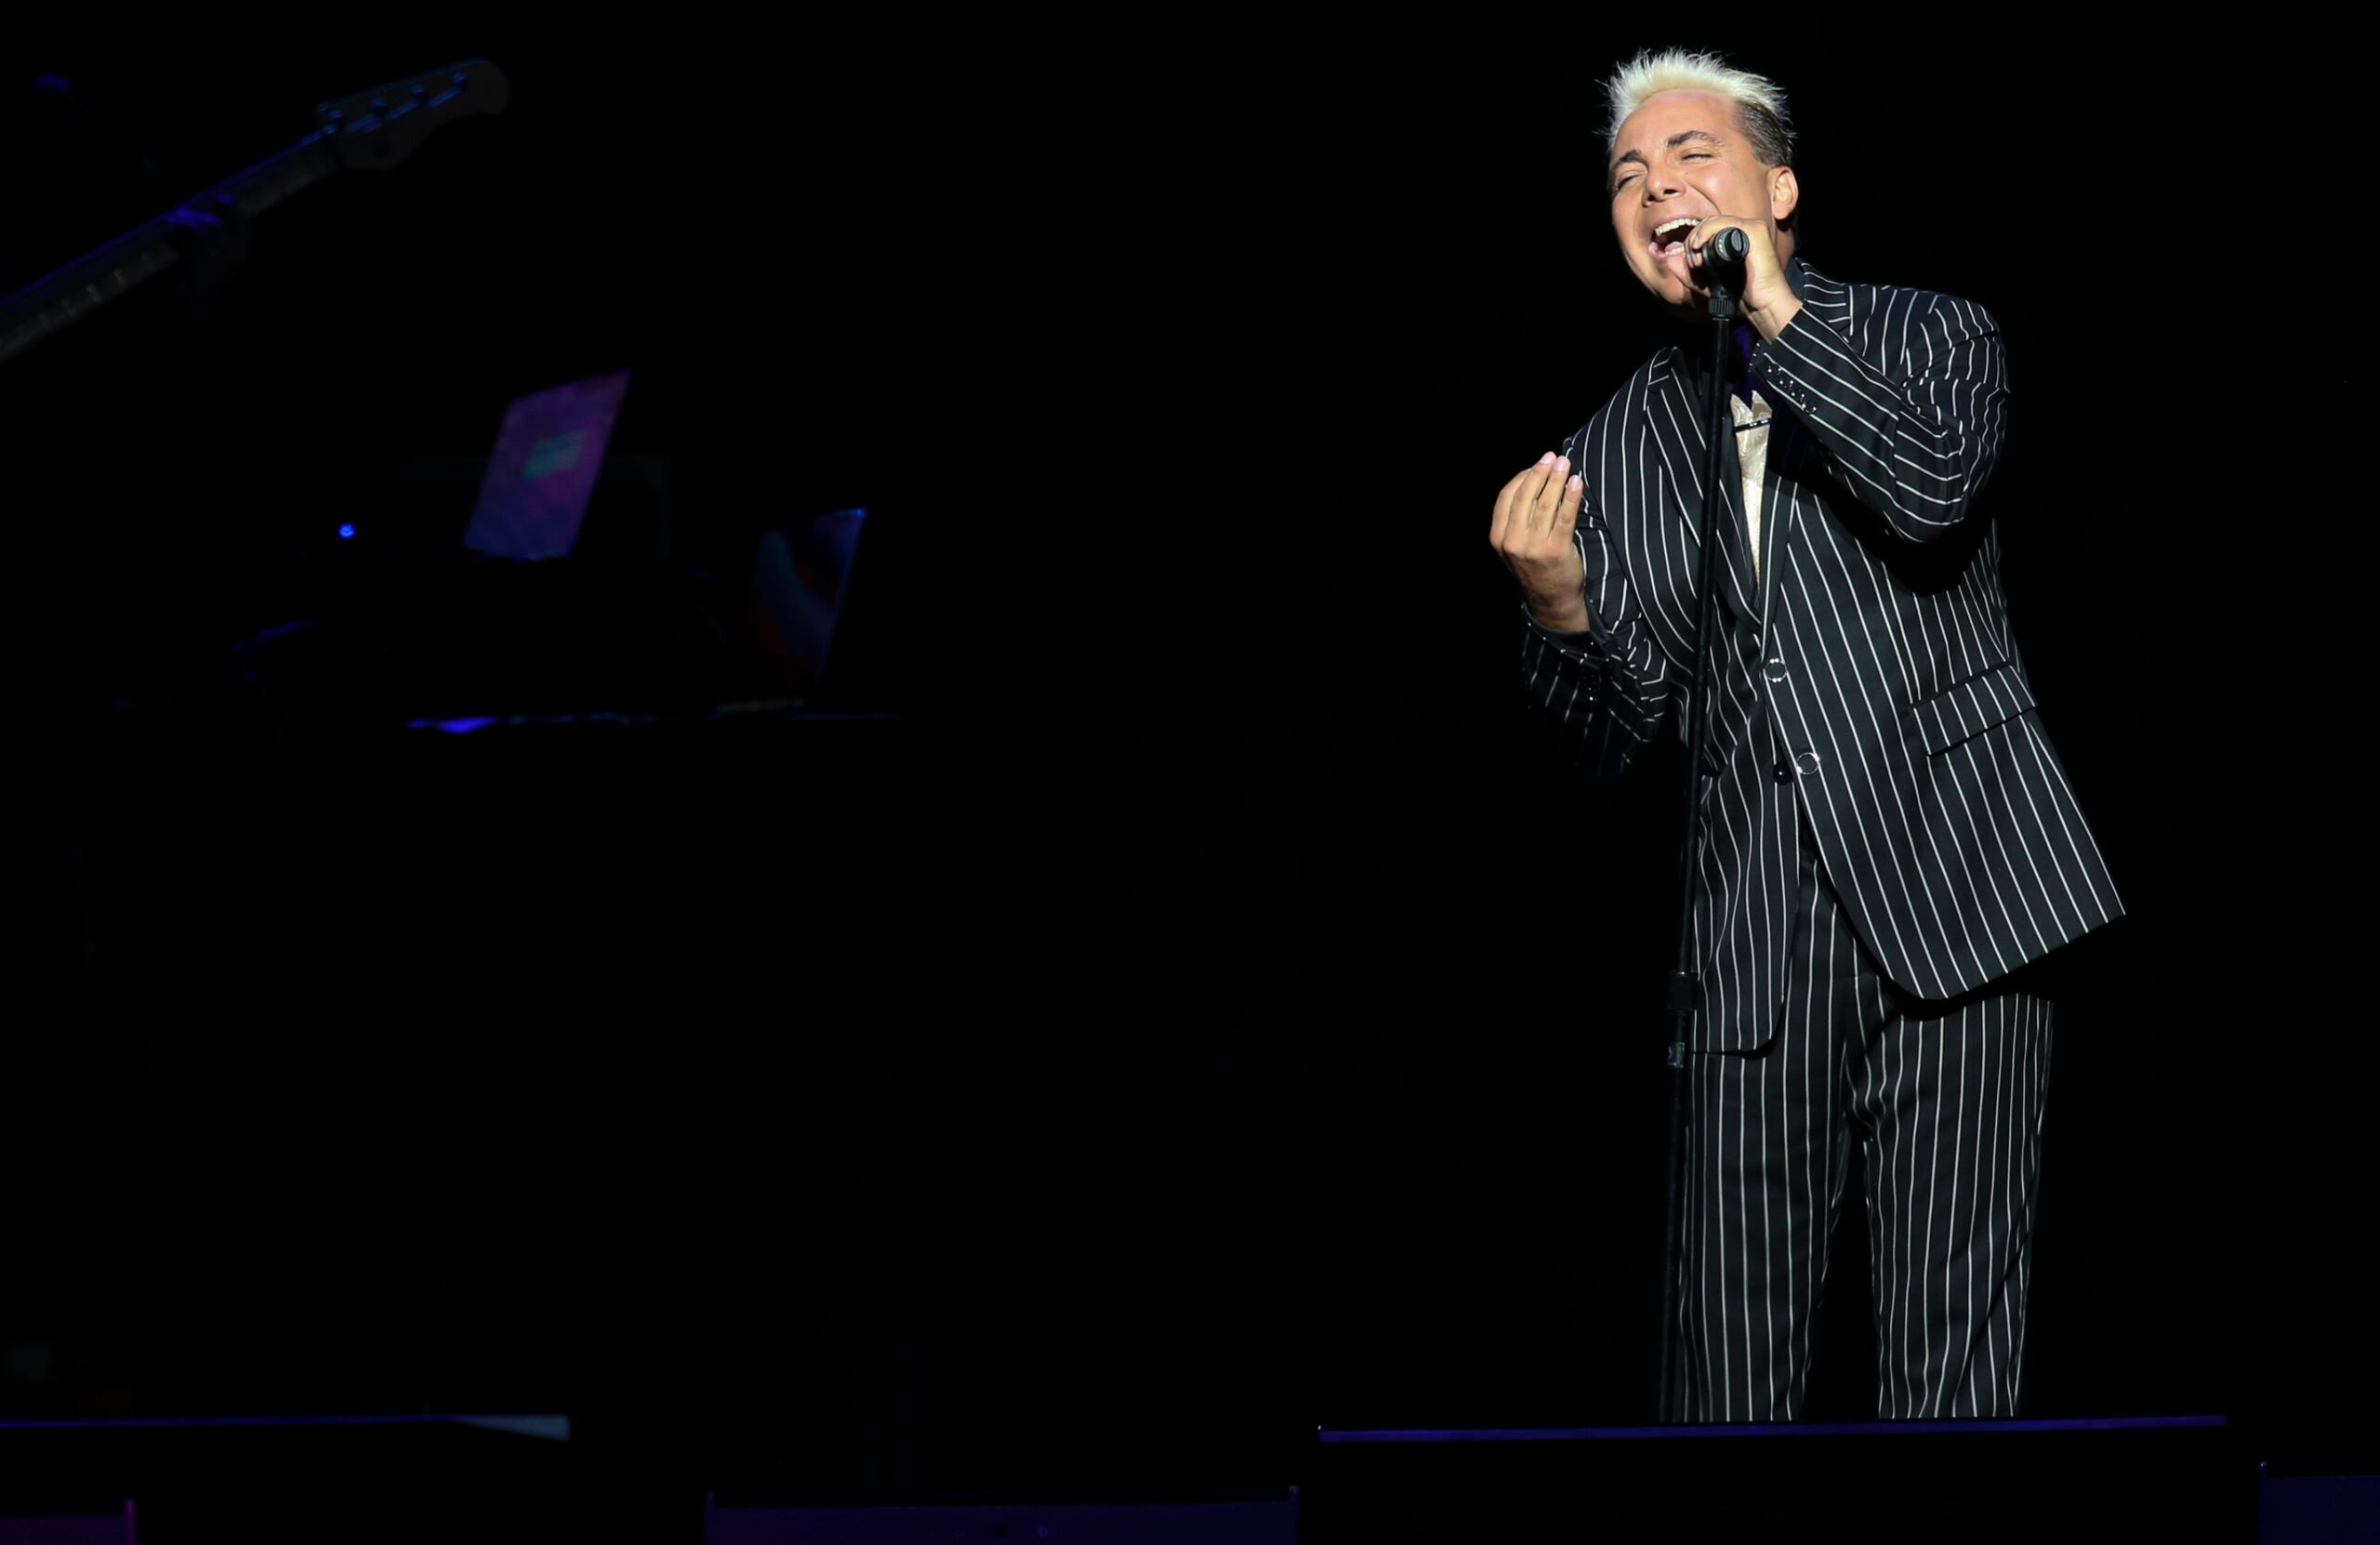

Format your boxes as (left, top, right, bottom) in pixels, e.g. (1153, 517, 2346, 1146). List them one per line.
(1748, 304, 1828, 420)
(1519, 601, 1617, 659)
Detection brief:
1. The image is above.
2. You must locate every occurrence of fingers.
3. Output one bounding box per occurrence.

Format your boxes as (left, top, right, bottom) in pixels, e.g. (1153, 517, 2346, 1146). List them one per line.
(1491, 451, 1549, 548)
(1685, 214, 1774, 275)
(1531, 456, 1569, 540)
(1685, 216, 1755, 273)
(1538, 463, 1582, 558)
(1490, 450, 1580, 557)
(1684, 215, 1724, 266)
(1523, 452, 1572, 541)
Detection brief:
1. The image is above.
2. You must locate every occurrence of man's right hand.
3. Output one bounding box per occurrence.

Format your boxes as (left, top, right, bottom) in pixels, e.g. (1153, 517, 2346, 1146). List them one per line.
(1490, 451, 1590, 632)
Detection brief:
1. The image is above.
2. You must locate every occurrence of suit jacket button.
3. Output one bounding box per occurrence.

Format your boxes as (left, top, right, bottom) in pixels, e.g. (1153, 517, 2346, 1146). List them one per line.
(1793, 750, 1822, 777)
(1773, 758, 1792, 784)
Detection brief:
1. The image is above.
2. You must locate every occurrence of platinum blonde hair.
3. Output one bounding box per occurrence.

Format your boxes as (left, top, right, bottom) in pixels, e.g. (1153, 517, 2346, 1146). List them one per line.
(1601, 48, 1797, 172)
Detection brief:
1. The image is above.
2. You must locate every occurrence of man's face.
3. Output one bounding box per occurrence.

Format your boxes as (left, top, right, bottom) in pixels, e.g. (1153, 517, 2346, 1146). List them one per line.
(1606, 88, 1796, 318)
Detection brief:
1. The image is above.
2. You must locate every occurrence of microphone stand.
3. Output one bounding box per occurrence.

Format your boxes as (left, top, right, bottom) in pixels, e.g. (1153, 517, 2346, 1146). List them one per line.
(1656, 231, 1745, 1423)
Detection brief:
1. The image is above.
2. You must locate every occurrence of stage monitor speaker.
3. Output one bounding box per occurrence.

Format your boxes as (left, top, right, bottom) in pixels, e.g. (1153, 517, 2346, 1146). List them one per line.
(2257, 1464, 2380, 1543)
(704, 1488, 1298, 1545)
(0, 1501, 135, 1544)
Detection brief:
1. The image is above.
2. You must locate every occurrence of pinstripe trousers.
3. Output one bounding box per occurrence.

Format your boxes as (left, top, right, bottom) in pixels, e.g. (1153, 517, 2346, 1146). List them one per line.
(1676, 805, 2056, 1421)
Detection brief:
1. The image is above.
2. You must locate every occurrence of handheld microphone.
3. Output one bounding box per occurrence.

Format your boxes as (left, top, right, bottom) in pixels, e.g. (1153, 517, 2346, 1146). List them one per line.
(1698, 226, 1749, 272)
(1693, 225, 1749, 318)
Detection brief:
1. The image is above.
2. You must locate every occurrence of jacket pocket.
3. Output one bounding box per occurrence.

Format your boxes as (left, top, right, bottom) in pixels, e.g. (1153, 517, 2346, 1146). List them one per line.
(1908, 660, 2037, 755)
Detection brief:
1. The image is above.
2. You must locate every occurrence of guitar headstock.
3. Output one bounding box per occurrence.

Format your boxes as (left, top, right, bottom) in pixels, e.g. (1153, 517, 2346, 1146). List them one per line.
(315, 58, 509, 171)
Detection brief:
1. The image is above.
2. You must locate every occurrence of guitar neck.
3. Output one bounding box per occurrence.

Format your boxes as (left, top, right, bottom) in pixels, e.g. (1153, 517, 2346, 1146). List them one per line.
(0, 131, 344, 367)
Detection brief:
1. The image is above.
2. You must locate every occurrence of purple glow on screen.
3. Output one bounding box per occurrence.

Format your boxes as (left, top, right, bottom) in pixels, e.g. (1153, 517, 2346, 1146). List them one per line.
(463, 369, 632, 561)
(405, 716, 501, 734)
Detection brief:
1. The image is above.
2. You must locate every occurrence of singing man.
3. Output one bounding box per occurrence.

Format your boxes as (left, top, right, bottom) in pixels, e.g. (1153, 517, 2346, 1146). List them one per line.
(1488, 47, 2121, 1420)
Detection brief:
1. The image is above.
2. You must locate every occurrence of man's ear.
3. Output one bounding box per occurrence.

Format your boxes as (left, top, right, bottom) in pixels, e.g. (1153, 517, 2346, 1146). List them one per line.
(1769, 166, 1800, 225)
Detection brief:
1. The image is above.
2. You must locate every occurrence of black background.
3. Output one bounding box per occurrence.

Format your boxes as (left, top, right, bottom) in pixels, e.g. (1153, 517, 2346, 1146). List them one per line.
(0, 21, 2365, 1525)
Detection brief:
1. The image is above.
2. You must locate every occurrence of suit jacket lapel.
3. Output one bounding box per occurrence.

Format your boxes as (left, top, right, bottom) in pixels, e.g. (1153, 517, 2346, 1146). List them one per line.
(1657, 348, 1760, 626)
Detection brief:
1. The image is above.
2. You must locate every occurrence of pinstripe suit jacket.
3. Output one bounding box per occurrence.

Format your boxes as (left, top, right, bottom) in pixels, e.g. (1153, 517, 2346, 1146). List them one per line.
(1523, 258, 2121, 1051)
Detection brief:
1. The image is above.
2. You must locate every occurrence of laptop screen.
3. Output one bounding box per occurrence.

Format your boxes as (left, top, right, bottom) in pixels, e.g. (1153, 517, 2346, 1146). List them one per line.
(461, 369, 632, 561)
(743, 506, 866, 701)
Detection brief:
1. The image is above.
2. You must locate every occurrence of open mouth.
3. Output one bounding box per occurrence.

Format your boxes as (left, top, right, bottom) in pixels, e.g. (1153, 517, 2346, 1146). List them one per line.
(1649, 216, 1701, 258)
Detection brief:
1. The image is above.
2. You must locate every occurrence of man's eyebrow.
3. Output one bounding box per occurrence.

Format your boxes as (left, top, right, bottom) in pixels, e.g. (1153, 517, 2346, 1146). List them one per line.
(1608, 128, 1725, 178)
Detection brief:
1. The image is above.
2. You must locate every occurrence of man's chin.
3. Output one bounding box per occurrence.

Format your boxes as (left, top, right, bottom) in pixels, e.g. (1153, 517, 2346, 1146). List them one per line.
(1641, 266, 1709, 324)
(1657, 294, 1716, 329)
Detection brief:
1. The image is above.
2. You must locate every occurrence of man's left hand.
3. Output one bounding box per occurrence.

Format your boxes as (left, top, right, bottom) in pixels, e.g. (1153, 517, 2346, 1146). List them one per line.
(1686, 215, 1801, 343)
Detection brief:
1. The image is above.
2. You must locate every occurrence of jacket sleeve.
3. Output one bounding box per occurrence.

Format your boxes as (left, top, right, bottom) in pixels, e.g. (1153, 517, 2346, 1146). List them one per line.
(1752, 291, 2007, 545)
(1519, 488, 1673, 778)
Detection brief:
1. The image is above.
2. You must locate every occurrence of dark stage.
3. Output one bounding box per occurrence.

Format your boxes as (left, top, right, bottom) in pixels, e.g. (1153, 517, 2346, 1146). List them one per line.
(0, 25, 2367, 1542)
